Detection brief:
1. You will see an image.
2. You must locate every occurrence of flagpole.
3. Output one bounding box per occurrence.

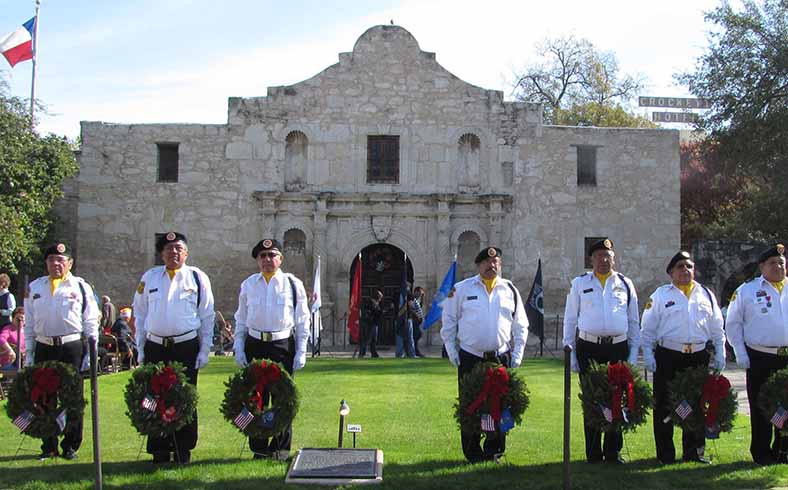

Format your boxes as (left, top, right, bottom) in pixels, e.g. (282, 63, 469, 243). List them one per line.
(29, 0, 40, 127)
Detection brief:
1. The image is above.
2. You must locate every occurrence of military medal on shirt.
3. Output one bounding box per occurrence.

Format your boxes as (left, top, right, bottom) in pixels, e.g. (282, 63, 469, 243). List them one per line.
(756, 290, 772, 314)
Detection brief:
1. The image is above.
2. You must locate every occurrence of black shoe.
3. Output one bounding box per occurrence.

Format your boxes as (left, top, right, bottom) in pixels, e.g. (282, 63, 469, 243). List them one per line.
(61, 449, 77, 460)
(658, 457, 676, 465)
(755, 456, 777, 466)
(175, 451, 190, 465)
(152, 451, 171, 464)
(683, 455, 711, 465)
(605, 454, 626, 464)
(253, 451, 273, 460)
(38, 451, 57, 461)
(371, 353, 380, 358)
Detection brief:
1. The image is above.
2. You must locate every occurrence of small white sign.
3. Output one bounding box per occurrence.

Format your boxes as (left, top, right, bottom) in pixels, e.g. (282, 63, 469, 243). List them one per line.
(347, 424, 362, 433)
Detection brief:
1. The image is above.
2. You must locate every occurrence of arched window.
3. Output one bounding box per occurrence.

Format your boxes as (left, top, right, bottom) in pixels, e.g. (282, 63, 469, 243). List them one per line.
(457, 230, 481, 280)
(285, 131, 308, 190)
(282, 228, 308, 281)
(458, 133, 481, 187)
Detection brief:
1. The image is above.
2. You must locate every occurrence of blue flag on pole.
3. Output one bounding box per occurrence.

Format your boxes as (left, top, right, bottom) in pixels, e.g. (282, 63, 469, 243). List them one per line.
(422, 260, 457, 329)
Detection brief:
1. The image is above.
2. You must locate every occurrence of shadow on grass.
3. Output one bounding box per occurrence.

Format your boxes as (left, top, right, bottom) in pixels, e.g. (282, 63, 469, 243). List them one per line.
(0, 454, 783, 490)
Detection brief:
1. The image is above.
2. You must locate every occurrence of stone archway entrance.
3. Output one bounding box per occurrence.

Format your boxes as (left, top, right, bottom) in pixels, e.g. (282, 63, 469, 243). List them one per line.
(350, 243, 414, 346)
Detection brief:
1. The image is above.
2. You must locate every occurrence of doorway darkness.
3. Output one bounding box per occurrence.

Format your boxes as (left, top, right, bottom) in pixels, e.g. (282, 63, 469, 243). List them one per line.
(349, 244, 413, 346)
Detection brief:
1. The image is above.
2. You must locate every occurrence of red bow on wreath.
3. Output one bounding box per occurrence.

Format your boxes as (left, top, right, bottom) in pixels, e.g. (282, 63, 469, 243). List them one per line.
(607, 363, 635, 421)
(150, 366, 178, 423)
(251, 361, 282, 411)
(30, 367, 60, 408)
(466, 366, 510, 422)
(700, 374, 731, 428)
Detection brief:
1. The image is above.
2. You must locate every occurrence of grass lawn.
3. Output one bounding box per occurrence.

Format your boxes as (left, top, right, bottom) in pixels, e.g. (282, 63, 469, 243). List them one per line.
(1, 357, 786, 490)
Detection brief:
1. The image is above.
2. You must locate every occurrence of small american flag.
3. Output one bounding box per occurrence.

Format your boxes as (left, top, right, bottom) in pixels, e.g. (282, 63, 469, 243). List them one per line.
(771, 406, 788, 429)
(56, 410, 67, 433)
(598, 404, 613, 423)
(141, 395, 157, 412)
(234, 407, 255, 430)
(480, 413, 495, 432)
(13, 410, 35, 433)
(674, 400, 693, 420)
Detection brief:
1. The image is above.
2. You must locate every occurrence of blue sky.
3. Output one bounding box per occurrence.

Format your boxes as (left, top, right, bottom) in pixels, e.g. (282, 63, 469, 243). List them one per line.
(1, 0, 722, 139)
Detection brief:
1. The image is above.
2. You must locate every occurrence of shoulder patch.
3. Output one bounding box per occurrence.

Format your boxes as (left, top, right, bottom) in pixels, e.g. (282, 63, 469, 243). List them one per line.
(448, 287, 456, 298)
(137, 281, 145, 295)
(644, 298, 653, 310)
(729, 291, 737, 303)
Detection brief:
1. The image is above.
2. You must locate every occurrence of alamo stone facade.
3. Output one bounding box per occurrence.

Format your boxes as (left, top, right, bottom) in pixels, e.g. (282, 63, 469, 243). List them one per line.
(71, 25, 680, 347)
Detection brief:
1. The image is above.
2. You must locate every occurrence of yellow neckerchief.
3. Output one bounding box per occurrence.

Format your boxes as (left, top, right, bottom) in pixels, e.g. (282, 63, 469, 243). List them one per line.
(677, 282, 695, 299)
(166, 268, 180, 280)
(482, 276, 497, 294)
(50, 273, 70, 294)
(594, 271, 611, 288)
(770, 278, 786, 294)
(262, 271, 276, 283)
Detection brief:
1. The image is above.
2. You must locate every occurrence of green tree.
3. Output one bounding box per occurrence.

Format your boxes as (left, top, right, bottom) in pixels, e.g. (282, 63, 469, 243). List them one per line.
(511, 35, 654, 127)
(678, 0, 788, 240)
(0, 77, 78, 273)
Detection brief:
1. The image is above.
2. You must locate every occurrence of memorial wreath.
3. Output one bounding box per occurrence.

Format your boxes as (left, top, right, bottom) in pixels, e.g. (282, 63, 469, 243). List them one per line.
(124, 362, 198, 436)
(666, 365, 737, 437)
(455, 362, 529, 435)
(221, 359, 299, 439)
(757, 366, 788, 435)
(579, 361, 652, 433)
(6, 361, 85, 438)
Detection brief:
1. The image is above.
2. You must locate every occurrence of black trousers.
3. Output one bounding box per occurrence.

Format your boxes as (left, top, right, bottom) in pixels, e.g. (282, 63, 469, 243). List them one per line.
(245, 335, 295, 454)
(34, 340, 84, 455)
(458, 349, 511, 462)
(359, 322, 378, 357)
(653, 346, 709, 463)
(576, 337, 628, 462)
(746, 346, 788, 463)
(143, 337, 199, 457)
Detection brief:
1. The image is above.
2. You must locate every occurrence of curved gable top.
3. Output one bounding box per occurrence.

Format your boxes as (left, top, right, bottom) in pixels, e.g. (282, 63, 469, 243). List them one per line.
(351, 25, 424, 63)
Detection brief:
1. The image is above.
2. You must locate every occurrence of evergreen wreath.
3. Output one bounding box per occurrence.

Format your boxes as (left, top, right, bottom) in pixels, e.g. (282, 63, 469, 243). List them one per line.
(221, 359, 299, 439)
(757, 367, 788, 435)
(579, 361, 652, 433)
(454, 362, 529, 435)
(124, 362, 198, 436)
(666, 365, 737, 433)
(6, 361, 86, 439)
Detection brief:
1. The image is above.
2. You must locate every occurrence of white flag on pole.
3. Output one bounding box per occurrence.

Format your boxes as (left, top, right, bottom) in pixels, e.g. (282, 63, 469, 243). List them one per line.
(311, 256, 322, 344)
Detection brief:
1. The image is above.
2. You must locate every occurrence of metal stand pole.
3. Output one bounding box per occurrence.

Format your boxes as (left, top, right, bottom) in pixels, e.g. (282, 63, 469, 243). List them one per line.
(563, 345, 571, 490)
(89, 337, 103, 490)
(338, 414, 345, 448)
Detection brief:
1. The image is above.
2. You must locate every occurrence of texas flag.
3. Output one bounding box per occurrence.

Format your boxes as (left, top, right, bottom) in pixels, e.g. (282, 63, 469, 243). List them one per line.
(0, 17, 36, 67)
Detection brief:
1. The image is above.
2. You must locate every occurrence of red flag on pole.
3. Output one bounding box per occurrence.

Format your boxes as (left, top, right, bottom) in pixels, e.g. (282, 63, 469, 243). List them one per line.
(347, 253, 362, 342)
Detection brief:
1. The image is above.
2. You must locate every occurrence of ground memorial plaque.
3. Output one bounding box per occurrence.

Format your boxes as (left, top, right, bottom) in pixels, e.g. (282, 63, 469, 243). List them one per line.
(286, 448, 383, 485)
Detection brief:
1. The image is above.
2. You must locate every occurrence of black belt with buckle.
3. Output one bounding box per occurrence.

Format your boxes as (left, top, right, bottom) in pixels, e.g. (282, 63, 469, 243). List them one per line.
(483, 351, 498, 361)
(162, 337, 176, 348)
(599, 336, 614, 345)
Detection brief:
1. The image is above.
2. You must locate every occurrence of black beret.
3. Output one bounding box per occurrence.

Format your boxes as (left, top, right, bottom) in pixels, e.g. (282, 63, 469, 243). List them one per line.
(43, 242, 72, 260)
(474, 247, 502, 264)
(589, 238, 614, 256)
(758, 243, 786, 263)
(156, 232, 187, 253)
(252, 239, 282, 259)
(666, 250, 693, 274)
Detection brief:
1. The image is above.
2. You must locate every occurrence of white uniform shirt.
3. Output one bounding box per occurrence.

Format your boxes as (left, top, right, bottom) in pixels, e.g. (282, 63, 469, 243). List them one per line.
(562, 272, 640, 359)
(234, 270, 310, 354)
(726, 276, 788, 364)
(132, 265, 215, 350)
(24, 274, 99, 344)
(641, 281, 725, 354)
(440, 275, 529, 366)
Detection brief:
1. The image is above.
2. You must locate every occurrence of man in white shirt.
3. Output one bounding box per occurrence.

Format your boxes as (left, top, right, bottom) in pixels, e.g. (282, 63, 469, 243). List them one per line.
(726, 243, 788, 465)
(641, 250, 725, 465)
(132, 232, 215, 465)
(234, 238, 310, 461)
(441, 246, 528, 463)
(563, 238, 640, 464)
(24, 242, 99, 460)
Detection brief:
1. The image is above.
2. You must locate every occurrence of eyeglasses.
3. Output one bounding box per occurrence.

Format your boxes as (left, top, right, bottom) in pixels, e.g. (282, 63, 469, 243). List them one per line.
(258, 252, 280, 259)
